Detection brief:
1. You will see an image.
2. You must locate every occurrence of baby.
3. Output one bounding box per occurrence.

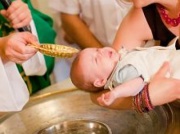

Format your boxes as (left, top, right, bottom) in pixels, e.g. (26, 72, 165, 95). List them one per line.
(70, 38, 180, 106)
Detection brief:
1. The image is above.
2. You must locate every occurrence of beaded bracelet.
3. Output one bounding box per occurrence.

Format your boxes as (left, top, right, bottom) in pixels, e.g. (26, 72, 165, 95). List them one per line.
(144, 84, 154, 111)
(133, 84, 154, 113)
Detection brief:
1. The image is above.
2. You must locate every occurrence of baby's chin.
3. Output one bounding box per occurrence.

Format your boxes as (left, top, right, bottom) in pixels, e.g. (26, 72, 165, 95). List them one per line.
(111, 55, 119, 69)
(114, 52, 121, 61)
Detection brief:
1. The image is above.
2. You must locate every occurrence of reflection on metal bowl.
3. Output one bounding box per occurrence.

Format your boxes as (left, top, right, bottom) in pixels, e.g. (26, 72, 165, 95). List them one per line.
(36, 119, 112, 134)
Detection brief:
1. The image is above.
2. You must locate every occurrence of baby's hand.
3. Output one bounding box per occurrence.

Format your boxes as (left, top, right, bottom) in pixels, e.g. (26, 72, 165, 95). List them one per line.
(0, 0, 32, 29)
(97, 91, 116, 106)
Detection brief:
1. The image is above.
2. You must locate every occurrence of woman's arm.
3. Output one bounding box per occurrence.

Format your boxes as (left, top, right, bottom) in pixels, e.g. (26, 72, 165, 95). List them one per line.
(91, 62, 180, 110)
(112, 7, 153, 51)
(61, 13, 103, 49)
(148, 62, 180, 106)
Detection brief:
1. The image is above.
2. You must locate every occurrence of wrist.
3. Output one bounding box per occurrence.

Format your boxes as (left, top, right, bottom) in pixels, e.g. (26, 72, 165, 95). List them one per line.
(0, 37, 9, 63)
(133, 83, 154, 113)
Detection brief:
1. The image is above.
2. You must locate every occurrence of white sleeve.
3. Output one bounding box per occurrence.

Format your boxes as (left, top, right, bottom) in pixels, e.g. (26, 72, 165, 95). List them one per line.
(0, 58, 29, 111)
(48, 0, 80, 14)
(167, 36, 179, 48)
(22, 20, 47, 76)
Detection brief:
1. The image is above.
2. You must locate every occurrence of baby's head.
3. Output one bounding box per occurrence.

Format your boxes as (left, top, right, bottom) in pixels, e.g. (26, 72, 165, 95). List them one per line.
(70, 47, 120, 92)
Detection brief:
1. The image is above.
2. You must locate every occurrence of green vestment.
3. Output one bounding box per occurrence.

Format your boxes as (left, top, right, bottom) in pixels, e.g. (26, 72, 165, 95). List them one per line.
(0, 0, 56, 94)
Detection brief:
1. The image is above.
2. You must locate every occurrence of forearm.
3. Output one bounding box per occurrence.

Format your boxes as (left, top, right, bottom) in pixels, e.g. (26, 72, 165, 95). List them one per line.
(142, 62, 180, 107)
(61, 13, 103, 49)
(90, 81, 180, 111)
(148, 79, 180, 106)
(112, 77, 144, 98)
(90, 90, 132, 110)
(112, 7, 152, 51)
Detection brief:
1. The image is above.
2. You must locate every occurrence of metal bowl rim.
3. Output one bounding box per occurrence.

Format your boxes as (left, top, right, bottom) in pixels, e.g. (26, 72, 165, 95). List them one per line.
(36, 118, 112, 134)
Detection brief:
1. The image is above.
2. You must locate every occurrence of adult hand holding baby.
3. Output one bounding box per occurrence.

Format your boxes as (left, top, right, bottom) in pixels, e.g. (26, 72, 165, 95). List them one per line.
(148, 62, 180, 106)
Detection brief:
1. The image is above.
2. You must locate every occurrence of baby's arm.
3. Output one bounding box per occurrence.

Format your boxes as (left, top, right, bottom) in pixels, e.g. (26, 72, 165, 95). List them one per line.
(97, 77, 145, 106)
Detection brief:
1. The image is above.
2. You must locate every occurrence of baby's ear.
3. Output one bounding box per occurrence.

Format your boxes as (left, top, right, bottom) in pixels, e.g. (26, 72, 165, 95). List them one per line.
(93, 79, 107, 87)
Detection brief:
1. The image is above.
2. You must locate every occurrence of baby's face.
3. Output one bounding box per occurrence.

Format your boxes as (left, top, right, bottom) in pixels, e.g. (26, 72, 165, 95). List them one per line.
(79, 47, 120, 82)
